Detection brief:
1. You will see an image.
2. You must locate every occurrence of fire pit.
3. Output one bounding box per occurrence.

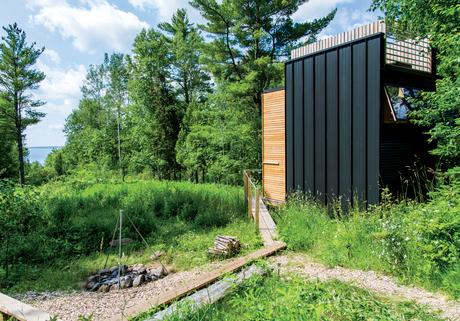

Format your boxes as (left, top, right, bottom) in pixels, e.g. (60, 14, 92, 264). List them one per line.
(85, 264, 168, 292)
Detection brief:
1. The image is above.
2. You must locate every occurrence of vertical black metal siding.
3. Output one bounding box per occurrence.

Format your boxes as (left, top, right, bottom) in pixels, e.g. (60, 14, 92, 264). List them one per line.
(326, 51, 339, 201)
(314, 55, 326, 202)
(285, 34, 382, 206)
(338, 46, 352, 204)
(303, 58, 315, 195)
(285, 63, 294, 191)
(366, 38, 382, 205)
(352, 41, 367, 204)
(294, 60, 304, 190)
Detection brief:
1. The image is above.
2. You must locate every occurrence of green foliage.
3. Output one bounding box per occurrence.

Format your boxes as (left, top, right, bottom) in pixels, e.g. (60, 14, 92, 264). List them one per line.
(0, 23, 45, 184)
(176, 89, 260, 184)
(0, 176, 260, 292)
(190, 0, 335, 107)
(145, 275, 442, 321)
(276, 181, 460, 298)
(371, 0, 460, 167)
(159, 9, 211, 104)
(129, 28, 181, 178)
(56, 2, 335, 182)
(0, 180, 48, 287)
(64, 54, 129, 172)
(25, 161, 53, 186)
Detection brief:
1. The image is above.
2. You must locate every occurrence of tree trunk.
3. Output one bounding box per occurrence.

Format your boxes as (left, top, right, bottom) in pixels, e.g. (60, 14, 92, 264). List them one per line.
(17, 127, 25, 186)
(15, 93, 25, 186)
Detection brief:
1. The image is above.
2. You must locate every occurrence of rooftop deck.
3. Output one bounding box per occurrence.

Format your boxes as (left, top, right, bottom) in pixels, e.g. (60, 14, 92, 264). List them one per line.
(291, 20, 433, 74)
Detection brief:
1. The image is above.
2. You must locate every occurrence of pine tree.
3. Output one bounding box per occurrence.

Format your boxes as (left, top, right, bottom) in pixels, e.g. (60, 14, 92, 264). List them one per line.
(0, 23, 45, 185)
(190, 0, 336, 110)
(159, 9, 211, 105)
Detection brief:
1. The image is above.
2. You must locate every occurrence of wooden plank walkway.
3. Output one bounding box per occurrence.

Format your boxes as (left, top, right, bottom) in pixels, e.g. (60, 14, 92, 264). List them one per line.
(106, 241, 286, 321)
(251, 197, 278, 245)
(0, 292, 53, 321)
(147, 265, 264, 320)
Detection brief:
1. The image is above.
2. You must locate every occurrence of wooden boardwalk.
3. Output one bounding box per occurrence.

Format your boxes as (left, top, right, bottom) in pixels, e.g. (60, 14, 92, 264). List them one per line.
(251, 196, 278, 245)
(107, 242, 286, 321)
(0, 292, 53, 321)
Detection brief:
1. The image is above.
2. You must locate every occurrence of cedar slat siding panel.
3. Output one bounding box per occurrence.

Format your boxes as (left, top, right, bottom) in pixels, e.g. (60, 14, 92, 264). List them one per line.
(262, 89, 286, 202)
(352, 41, 367, 204)
(314, 54, 326, 202)
(339, 46, 352, 205)
(304, 58, 315, 195)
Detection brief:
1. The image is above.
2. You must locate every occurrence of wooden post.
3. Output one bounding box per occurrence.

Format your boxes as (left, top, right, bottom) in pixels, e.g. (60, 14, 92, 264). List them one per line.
(243, 171, 248, 207)
(255, 188, 260, 230)
(118, 209, 123, 289)
(248, 181, 252, 219)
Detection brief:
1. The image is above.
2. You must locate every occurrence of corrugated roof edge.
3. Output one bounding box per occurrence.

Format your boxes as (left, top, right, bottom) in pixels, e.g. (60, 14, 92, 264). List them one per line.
(263, 86, 285, 93)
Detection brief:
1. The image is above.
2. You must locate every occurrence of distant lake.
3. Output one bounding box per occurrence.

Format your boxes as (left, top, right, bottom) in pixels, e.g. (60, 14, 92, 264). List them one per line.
(28, 146, 61, 165)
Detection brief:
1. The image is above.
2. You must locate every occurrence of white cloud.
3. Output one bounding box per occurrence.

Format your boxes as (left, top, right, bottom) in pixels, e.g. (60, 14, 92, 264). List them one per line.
(128, 0, 201, 22)
(128, 0, 155, 10)
(36, 60, 86, 113)
(24, 61, 86, 146)
(292, 0, 353, 22)
(43, 49, 61, 64)
(29, 0, 149, 53)
(319, 7, 379, 38)
(48, 124, 65, 130)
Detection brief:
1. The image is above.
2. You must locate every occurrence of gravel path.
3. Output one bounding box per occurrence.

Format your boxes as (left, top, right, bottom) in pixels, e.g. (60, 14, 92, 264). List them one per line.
(18, 262, 227, 321)
(270, 254, 460, 321)
(16, 254, 460, 321)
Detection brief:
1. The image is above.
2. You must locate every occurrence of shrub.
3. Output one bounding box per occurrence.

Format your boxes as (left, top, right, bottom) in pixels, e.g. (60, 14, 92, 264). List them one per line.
(276, 181, 460, 298)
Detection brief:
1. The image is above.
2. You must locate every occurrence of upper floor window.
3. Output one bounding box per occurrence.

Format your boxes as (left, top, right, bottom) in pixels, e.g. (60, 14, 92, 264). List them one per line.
(384, 85, 421, 122)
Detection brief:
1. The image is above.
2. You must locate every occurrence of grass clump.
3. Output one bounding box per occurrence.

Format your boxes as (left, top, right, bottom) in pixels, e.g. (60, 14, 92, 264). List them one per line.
(275, 181, 460, 298)
(143, 274, 442, 321)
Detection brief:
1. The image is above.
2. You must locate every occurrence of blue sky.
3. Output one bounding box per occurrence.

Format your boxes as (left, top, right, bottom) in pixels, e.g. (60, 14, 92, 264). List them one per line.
(0, 0, 380, 147)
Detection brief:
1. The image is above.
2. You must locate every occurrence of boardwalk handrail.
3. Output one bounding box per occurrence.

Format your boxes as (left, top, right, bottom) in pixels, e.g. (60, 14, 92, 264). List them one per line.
(243, 169, 260, 230)
(243, 169, 280, 246)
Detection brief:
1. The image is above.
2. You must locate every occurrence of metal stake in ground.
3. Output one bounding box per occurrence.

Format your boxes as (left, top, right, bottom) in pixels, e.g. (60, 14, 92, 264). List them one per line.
(118, 209, 123, 289)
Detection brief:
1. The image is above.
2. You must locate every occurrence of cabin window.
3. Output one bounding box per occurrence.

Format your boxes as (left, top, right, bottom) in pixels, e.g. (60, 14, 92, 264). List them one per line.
(384, 85, 421, 122)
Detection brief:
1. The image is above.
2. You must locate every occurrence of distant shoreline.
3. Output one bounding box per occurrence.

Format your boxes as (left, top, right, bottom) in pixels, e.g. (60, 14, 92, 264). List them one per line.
(28, 146, 63, 149)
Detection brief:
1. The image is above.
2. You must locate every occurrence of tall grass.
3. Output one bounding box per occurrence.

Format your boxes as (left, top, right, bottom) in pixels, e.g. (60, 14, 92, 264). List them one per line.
(0, 176, 261, 292)
(275, 181, 460, 298)
(143, 273, 442, 321)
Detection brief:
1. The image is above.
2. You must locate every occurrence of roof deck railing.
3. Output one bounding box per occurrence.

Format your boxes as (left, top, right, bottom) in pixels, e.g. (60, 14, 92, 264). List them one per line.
(291, 20, 433, 74)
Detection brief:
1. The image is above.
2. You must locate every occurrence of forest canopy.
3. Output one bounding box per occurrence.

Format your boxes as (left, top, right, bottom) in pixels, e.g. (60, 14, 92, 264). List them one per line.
(12, 0, 334, 185)
(0, 0, 458, 185)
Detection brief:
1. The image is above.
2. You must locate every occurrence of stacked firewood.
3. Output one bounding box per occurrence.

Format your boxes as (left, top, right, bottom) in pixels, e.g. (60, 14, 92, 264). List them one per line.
(208, 235, 241, 257)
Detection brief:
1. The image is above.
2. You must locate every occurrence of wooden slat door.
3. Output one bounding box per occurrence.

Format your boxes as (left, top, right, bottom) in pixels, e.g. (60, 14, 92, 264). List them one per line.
(262, 89, 285, 203)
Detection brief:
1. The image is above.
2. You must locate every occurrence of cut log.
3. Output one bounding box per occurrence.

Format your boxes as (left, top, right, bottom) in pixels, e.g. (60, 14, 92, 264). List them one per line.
(208, 235, 241, 257)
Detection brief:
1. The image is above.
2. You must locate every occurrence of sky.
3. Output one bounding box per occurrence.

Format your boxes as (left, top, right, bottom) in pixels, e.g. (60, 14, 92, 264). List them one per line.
(0, 0, 380, 147)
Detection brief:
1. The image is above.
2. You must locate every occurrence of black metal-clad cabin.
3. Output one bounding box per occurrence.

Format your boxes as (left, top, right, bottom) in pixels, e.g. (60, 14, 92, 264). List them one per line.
(264, 21, 436, 206)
